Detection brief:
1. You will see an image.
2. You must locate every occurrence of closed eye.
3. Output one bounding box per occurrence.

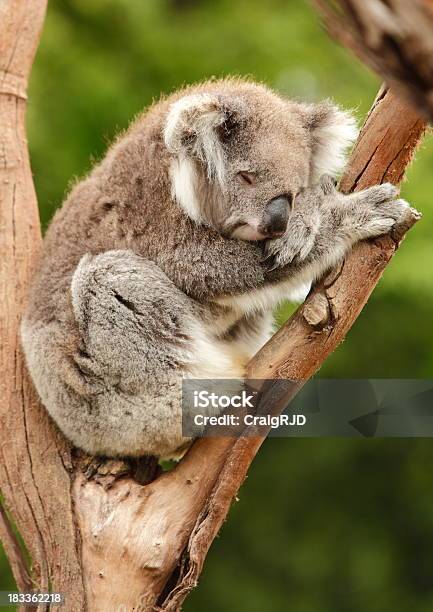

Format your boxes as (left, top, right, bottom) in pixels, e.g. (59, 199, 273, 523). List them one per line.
(237, 171, 256, 186)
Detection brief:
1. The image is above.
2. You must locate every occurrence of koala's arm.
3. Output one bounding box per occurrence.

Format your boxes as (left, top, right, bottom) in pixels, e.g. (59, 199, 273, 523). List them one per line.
(264, 176, 419, 282)
(154, 178, 418, 302)
(155, 230, 268, 301)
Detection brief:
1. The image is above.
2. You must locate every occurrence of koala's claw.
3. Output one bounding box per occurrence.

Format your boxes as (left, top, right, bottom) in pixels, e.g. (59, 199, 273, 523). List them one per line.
(319, 174, 338, 195)
(262, 253, 279, 272)
(260, 251, 273, 263)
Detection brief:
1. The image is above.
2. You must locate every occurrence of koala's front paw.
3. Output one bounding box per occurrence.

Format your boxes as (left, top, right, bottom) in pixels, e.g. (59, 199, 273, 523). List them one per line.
(363, 199, 411, 236)
(356, 182, 399, 207)
(354, 184, 421, 238)
(263, 182, 326, 271)
(261, 236, 288, 272)
(262, 221, 317, 272)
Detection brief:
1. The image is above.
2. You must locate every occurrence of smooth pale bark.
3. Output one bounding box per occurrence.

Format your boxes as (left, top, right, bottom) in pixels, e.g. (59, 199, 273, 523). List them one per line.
(0, 1, 426, 610)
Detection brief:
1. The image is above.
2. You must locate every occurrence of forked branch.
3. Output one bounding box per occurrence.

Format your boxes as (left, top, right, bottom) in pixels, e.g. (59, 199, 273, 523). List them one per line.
(156, 86, 426, 611)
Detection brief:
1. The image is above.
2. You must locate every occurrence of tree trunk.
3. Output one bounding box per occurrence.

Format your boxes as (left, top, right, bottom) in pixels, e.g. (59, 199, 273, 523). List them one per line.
(0, 1, 426, 611)
(0, 1, 87, 610)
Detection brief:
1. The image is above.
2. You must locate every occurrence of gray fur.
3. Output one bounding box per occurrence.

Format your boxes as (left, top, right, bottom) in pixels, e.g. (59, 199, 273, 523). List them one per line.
(21, 78, 415, 457)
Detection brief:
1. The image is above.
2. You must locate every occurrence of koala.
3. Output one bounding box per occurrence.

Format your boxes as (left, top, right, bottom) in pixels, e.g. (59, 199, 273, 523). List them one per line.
(21, 78, 415, 458)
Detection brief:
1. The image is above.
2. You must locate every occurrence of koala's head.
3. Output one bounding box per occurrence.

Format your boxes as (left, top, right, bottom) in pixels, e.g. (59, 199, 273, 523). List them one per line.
(164, 80, 357, 241)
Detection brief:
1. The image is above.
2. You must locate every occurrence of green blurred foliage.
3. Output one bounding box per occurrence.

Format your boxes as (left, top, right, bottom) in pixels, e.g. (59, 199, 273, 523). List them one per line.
(2, 0, 433, 610)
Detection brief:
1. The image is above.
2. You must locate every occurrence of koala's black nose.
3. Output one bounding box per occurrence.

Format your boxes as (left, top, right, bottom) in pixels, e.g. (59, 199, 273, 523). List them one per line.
(259, 195, 290, 237)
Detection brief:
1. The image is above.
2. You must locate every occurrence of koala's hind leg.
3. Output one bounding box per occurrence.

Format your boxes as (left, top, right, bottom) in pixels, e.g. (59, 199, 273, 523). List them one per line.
(66, 249, 234, 457)
(71, 250, 196, 392)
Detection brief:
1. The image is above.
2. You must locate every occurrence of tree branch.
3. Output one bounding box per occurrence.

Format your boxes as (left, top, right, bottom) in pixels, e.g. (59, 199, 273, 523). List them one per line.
(154, 86, 426, 610)
(71, 87, 425, 612)
(314, 0, 433, 121)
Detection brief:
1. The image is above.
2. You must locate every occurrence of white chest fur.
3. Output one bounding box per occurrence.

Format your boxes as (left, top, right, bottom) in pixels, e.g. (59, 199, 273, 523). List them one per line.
(214, 278, 311, 321)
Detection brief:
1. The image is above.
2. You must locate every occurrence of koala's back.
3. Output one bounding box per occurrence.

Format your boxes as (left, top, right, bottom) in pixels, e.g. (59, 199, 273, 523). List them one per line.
(26, 104, 165, 324)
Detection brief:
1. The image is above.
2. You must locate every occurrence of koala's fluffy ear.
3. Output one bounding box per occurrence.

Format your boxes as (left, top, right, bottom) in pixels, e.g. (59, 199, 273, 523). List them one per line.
(304, 102, 359, 181)
(164, 93, 237, 184)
